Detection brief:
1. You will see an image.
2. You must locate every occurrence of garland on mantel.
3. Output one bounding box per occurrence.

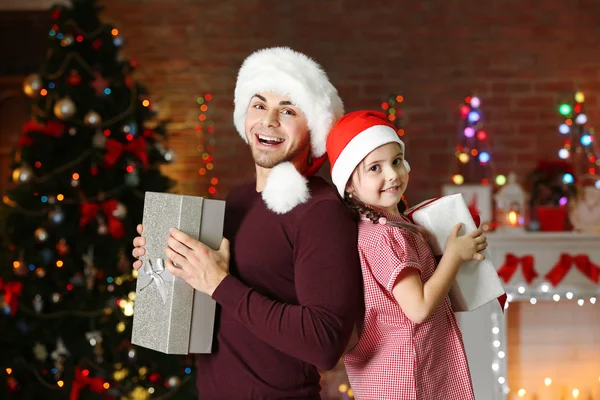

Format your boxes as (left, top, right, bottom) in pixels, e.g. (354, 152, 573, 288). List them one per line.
(497, 253, 600, 286)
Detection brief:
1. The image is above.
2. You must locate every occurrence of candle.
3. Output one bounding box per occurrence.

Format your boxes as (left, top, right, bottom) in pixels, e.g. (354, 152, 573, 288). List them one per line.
(536, 378, 560, 400)
(513, 388, 534, 400)
(508, 210, 519, 226)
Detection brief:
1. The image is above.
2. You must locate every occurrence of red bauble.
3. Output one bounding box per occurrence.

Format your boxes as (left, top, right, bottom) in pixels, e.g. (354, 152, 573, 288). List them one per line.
(149, 372, 161, 383)
(67, 70, 82, 86)
(92, 38, 103, 50)
(51, 8, 61, 20)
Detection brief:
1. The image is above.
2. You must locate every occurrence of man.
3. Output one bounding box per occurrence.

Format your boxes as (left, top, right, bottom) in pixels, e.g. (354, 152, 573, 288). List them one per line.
(132, 47, 362, 399)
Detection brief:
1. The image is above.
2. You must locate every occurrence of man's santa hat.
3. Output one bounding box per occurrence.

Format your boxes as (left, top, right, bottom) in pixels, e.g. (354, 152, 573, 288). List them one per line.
(233, 47, 344, 214)
(326, 110, 411, 197)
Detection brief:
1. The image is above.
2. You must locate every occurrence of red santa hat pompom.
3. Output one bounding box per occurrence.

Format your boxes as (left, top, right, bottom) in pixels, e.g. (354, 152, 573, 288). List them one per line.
(233, 47, 344, 214)
(326, 110, 411, 197)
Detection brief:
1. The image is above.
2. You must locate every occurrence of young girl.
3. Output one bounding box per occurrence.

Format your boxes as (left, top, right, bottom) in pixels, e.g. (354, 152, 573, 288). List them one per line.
(326, 110, 487, 400)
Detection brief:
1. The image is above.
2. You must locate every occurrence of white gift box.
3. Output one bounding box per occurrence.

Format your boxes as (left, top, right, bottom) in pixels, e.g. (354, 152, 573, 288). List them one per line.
(405, 194, 505, 312)
(131, 192, 225, 354)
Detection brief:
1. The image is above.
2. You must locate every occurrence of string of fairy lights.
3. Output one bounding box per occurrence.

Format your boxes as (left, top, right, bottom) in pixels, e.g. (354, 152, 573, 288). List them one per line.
(491, 283, 599, 399)
(557, 91, 600, 190)
(196, 94, 218, 196)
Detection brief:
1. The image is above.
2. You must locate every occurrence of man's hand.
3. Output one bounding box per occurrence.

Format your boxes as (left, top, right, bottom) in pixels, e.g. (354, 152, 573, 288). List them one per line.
(132, 224, 145, 270)
(164, 228, 231, 296)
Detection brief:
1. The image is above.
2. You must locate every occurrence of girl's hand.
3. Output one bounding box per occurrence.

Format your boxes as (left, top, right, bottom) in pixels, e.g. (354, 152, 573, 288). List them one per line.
(444, 223, 487, 262)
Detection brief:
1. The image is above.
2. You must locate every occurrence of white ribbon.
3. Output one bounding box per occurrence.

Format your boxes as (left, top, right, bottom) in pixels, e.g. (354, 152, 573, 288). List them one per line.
(139, 258, 168, 304)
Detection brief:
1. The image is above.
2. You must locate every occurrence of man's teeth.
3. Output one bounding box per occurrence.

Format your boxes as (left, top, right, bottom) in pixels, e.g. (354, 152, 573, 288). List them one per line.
(258, 134, 284, 144)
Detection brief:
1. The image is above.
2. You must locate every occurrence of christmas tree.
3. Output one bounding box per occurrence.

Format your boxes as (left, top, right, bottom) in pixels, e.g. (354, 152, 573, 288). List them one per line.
(0, 0, 196, 398)
(452, 95, 496, 186)
(557, 91, 600, 190)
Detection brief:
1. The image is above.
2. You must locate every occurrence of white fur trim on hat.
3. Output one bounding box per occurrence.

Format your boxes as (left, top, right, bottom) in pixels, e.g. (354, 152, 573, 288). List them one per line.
(262, 162, 310, 214)
(233, 47, 344, 158)
(331, 125, 411, 197)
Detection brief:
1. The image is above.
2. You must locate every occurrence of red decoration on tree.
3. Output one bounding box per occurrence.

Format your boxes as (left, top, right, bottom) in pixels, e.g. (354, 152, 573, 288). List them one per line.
(0, 278, 23, 316)
(496, 254, 538, 284)
(67, 70, 82, 86)
(51, 8, 61, 20)
(125, 75, 134, 88)
(92, 38, 103, 50)
(103, 137, 148, 168)
(545, 253, 600, 286)
(22, 120, 65, 137)
(69, 367, 107, 400)
(79, 200, 125, 239)
(90, 73, 109, 96)
(149, 372, 161, 383)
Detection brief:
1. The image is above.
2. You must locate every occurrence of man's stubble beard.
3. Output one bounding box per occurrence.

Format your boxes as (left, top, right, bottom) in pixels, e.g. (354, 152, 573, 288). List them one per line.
(250, 134, 311, 169)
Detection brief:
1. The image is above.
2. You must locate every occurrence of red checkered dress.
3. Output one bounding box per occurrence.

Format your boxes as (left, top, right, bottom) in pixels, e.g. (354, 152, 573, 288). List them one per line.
(344, 212, 474, 400)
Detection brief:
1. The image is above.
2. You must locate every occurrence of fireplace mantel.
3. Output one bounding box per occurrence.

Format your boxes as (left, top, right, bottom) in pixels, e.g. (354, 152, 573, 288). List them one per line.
(457, 230, 600, 400)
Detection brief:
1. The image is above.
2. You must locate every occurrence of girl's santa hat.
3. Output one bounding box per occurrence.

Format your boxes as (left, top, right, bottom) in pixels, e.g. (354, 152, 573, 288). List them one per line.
(233, 47, 344, 214)
(326, 110, 411, 197)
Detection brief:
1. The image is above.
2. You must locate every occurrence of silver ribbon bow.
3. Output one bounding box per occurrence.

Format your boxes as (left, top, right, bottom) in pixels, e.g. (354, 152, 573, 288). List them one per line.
(139, 258, 168, 304)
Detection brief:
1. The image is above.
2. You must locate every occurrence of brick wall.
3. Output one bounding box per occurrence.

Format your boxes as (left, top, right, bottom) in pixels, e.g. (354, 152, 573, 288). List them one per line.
(101, 0, 600, 204)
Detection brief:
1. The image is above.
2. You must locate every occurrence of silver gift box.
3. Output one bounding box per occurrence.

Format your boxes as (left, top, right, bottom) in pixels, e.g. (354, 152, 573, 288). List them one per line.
(131, 192, 225, 354)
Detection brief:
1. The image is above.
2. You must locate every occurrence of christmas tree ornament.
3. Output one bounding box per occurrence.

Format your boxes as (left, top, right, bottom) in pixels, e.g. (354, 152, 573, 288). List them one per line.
(167, 376, 181, 388)
(164, 149, 174, 162)
(90, 73, 109, 96)
(112, 202, 127, 219)
(53, 97, 76, 120)
(68, 127, 77, 135)
(12, 164, 34, 184)
(113, 35, 124, 47)
(82, 246, 98, 290)
(35, 267, 46, 278)
(50, 207, 64, 224)
(34, 227, 49, 242)
(129, 386, 149, 400)
(113, 368, 128, 381)
(13, 260, 28, 277)
(60, 34, 74, 47)
(84, 110, 102, 126)
(51, 292, 61, 303)
(51, 338, 69, 379)
(23, 74, 43, 97)
(56, 238, 69, 255)
(122, 121, 138, 136)
(33, 294, 43, 313)
(66, 69, 82, 85)
(92, 130, 107, 148)
(97, 221, 108, 235)
(92, 38, 103, 50)
(33, 342, 48, 361)
(6, 377, 18, 392)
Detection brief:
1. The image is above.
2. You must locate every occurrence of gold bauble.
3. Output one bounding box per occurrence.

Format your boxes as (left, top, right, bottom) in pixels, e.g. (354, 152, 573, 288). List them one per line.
(23, 74, 43, 97)
(84, 111, 102, 126)
(53, 97, 76, 120)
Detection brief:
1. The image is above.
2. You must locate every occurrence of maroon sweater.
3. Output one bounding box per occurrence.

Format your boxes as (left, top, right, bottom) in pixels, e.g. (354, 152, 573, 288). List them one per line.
(195, 177, 362, 400)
